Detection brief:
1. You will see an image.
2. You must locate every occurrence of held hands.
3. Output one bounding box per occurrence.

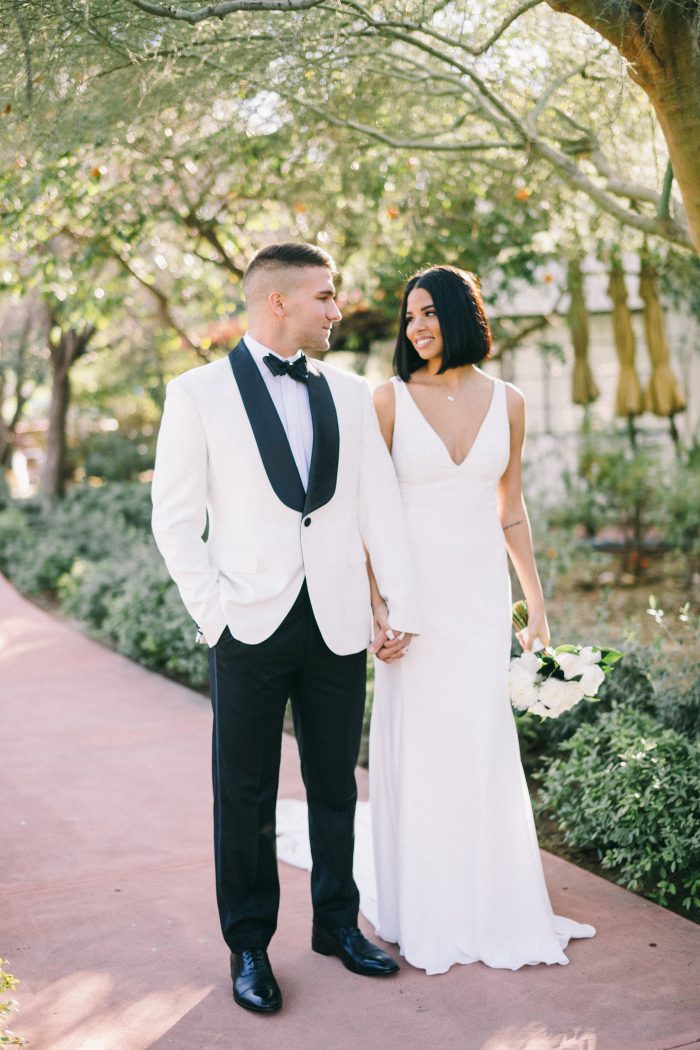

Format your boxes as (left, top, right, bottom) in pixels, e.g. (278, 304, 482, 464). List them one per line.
(369, 600, 413, 662)
(516, 602, 550, 652)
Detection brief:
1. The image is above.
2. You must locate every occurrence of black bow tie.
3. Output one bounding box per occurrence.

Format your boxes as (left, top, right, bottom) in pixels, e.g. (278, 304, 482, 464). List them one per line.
(263, 353, 309, 383)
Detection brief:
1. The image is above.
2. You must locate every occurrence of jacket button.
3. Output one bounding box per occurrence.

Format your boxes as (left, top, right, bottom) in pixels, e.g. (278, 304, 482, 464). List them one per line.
(304, 517, 311, 527)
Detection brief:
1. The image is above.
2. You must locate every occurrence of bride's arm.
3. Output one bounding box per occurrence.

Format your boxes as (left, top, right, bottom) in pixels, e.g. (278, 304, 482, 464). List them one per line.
(498, 384, 550, 650)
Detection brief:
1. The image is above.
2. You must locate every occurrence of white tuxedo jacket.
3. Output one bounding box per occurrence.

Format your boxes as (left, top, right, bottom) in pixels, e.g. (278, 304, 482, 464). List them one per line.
(151, 340, 420, 655)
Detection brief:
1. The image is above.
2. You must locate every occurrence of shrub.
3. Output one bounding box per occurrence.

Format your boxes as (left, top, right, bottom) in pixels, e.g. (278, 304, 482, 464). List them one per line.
(0, 469, 11, 511)
(0, 508, 33, 577)
(76, 430, 155, 482)
(1, 483, 211, 692)
(536, 706, 700, 913)
(0, 483, 152, 594)
(551, 430, 664, 540)
(660, 461, 700, 578)
(640, 655, 700, 741)
(58, 543, 155, 628)
(99, 554, 209, 690)
(596, 626, 700, 741)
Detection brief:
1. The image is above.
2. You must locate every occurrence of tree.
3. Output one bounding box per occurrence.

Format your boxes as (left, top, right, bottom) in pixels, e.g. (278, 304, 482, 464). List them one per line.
(9, 0, 690, 251)
(42, 311, 96, 500)
(548, 1, 700, 250)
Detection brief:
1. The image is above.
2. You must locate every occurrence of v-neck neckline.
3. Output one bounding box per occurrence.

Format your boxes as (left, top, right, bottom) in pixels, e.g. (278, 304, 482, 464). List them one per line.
(401, 377, 498, 468)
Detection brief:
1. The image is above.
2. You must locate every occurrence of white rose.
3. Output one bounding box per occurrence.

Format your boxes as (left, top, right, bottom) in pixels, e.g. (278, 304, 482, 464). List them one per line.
(528, 699, 552, 719)
(579, 663, 606, 697)
(508, 661, 540, 710)
(538, 677, 586, 717)
(510, 650, 541, 677)
(557, 646, 602, 680)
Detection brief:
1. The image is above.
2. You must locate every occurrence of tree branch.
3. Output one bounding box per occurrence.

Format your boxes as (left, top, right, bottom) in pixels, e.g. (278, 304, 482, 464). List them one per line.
(351, 23, 692, 247)
(657, 159, 674, 221)
(113, 253, 211, 359)
(126, 0, 324, 21)
(336, 0, 546, 57)
(491, 314, 553, 360)
(11, 0, 33, 107)
(174, 206, 246, 277)
(528, 60, 591, 127)
(288, 96, 518, 153)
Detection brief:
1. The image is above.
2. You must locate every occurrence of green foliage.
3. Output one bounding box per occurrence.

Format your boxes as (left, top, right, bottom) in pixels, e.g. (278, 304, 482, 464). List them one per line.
(552, 429, 664, 539)
(59, 543, 208, 687)
(98, 555, 209, 689)
(0, 483, 152, 594)
(536, 706, 700, 913)
(75, 430, 155, 482)
(518, 634, 700, 772)
(646, 664, 700, 741)
(58, 547, 153, 629)
(4, 0, 690, 258)
(0, 508, 33, 578)
(0, 472, 11, 511)
(659, 458, 700, 571)
(0, 482, 208, 690)
(0, 958, 27, 1047)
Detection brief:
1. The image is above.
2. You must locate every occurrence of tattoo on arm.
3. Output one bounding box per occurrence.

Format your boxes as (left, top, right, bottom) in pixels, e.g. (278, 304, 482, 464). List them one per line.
(503, 518, 524, 531)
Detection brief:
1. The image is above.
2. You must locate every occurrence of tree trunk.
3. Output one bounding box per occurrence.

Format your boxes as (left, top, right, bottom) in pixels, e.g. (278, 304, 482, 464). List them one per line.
(41, 321, 95, 506)
(641, 23, 700, 252)
(0, 420, 10, 469)
(547, 1, 700, 252)
(41, 358, 71, 504)
(0, 370, 9, 468)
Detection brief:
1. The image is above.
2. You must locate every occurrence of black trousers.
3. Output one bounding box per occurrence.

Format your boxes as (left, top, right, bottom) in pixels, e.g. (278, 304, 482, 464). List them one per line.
(208, 581, 367, 951)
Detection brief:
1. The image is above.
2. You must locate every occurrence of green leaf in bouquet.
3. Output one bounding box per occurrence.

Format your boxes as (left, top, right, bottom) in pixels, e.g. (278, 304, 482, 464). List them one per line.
(553, 644, 579, 655)
(600, 649, 624, 669)
(538, 658, 565, 680)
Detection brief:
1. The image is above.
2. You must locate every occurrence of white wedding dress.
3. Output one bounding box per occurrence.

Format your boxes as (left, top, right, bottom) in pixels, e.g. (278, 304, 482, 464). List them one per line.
(369, 376, 594, 973)
(276, 375, 594, 975)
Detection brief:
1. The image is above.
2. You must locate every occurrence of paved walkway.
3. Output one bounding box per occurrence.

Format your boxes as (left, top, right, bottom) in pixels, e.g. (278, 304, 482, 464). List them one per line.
(1, 575, 699, 1050)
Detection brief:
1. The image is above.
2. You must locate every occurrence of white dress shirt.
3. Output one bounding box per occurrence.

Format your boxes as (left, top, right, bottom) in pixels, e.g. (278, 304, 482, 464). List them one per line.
(244, 332, 313, 490)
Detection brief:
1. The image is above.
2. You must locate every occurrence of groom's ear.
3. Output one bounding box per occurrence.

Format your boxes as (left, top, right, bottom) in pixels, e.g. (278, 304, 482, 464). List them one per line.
(268, 290, 286, 317)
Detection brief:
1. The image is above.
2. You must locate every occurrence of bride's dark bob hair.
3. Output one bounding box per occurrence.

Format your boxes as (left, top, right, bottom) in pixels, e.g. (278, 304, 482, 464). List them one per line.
(393, 265, 492, 381)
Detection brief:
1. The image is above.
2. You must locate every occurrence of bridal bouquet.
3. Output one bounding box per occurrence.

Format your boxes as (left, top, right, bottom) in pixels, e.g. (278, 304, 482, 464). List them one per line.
(508, 600, 622, 719)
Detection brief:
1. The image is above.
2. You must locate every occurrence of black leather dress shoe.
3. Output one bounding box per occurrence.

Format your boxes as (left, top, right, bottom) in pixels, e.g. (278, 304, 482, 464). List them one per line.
(312, 923, 400, 976)
(230, 948, 282, 1013)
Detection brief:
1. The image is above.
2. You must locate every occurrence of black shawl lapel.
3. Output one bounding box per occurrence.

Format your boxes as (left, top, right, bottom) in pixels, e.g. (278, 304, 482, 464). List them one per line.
(228, 340, 306, 513)
(304, 361, 339, 515)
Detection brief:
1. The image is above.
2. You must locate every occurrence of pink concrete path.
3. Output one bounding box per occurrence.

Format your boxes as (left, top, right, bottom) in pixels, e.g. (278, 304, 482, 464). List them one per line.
(1, 575, 698, 1050)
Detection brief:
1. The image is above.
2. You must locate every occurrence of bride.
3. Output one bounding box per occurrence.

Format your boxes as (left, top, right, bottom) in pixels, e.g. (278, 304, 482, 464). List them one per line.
(367, 265, 595, 974)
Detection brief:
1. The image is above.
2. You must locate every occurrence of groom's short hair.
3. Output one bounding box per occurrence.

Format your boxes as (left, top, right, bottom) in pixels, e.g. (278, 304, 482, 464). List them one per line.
(243, 242, 337, 296)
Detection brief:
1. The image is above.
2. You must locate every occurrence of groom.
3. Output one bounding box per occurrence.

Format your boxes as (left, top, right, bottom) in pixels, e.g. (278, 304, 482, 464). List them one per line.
(151, 242, 420, 1014)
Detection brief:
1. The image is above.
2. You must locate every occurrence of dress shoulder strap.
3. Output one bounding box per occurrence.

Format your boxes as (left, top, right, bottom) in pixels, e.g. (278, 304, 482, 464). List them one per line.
(388, 375, 408, 445)
(492, 376, 507, 408)
(492, 377, 512, 437)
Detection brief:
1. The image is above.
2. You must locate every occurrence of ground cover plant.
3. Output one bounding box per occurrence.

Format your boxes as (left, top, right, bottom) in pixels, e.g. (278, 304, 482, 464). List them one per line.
(535, 706, 700, 913)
